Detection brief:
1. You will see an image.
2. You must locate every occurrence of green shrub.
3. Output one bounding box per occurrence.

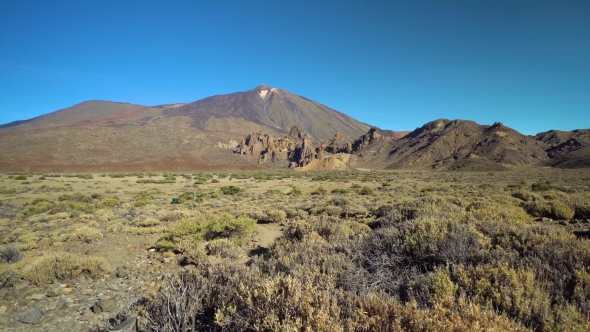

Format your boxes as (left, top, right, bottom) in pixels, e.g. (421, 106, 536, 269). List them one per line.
(358, 186, 374, 195)
(156, 213, 255, 250)
(289, 187, 303, 196)
(21, 200, 53, 216)
(21, 253, 109, 286)
(311, 186, 327, 195)
(101, 198, 121, 207)
(532, 180, 555, 191)
(14, 175, 27, 180)
(134, 199, 154, 207)
(220, 186, 243, 195)
(331, 188, 351, 194)
(551, 201, 575, 220)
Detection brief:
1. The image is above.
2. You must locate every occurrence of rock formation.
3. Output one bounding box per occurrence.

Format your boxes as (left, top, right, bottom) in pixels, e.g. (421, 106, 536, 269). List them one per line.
(352, 127, 382, 152)
(235, 126, 379, 169)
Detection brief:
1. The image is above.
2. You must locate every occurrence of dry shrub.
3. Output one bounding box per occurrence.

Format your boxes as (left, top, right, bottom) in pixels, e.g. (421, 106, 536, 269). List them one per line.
(565, 193, 590, 219)
(132, 217, 160, 227)
(54, 225, 103, 243)
(551, 201, 575, 220)
(466, 200, 532, 224)
(0, 266, 21, 288)
(156, 213, 255, 251)
(0, 245, 23, 263)
(245, 209, 266, 222)
(205, 239, 242, 259)
(142, 260, 527, 332)
(527, 199, 575, 220)
(15, 231, 45, 250)
(123, 226, 164, 235)
(21, 253, 110, 286)
(346, 222, 371, 236)
(158, 209, 192, 222)
(261, 209, 286, 223)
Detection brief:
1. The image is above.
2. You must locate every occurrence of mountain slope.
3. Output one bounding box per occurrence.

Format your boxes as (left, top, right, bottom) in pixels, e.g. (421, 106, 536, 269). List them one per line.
(536, 129, 590, 168)
(164, 85, 370, 141)
(1, 101, 142, 132)
(0, 85, 374, 171)
(355, 119, 549, 170)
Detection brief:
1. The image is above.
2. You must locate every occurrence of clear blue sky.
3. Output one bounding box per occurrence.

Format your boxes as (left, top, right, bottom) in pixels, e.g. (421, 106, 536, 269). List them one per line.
(1, 1, 588, 135)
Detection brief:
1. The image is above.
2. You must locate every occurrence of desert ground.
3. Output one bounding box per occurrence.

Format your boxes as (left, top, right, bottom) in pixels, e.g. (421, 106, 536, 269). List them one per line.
(1, 168, 590, 331)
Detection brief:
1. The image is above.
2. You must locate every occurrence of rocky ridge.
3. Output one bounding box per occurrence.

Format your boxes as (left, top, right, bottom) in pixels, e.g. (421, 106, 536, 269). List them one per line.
(235, 126, 387, 170)
(236, 120, 590, 170)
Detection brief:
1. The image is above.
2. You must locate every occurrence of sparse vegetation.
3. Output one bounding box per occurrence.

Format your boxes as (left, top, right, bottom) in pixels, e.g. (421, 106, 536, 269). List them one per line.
(0, 169, 589, 330)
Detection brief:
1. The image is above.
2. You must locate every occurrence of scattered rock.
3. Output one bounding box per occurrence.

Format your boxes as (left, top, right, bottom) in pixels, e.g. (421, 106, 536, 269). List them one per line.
(162, 251, 176, 258)
(79, 313, 94, 321)
(16, 281, 30, 290)
(112, 317, 138, 331)
(116, 270, 129, 278)
(29, 293, 46, 301)
(46, 290, 58, 297)
(93, 298, 117, 313)
(0, 306, 6, 314)
(18, 308, 42, 324)
(0, 315, 9, 324)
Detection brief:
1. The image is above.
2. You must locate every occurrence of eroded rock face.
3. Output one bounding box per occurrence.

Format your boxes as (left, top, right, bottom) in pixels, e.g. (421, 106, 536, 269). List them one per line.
(235, 129, 296, 164)
(235, 126, 382, 169)
(352, 127, 382, 152)
(289, 137, 317, 167)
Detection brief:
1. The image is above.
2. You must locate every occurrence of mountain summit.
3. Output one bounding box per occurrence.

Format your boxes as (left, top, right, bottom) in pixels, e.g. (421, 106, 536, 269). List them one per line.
(163, 85, 370, 141)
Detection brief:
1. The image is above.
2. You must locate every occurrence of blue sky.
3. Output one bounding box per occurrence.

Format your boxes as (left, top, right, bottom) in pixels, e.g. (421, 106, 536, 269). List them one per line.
(0, 1, 588, 135)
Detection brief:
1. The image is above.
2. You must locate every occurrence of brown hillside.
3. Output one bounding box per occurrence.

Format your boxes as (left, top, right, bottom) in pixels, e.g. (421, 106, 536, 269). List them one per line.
(0, 101, 141, 132)
(0, 86, 375, 171)
(535, 129, 590, 168)
(355, 119, 549, 170)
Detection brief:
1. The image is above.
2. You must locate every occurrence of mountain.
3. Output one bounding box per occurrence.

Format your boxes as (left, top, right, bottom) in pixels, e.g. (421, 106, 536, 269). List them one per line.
(0, 85, 374, 171)
(163, 84, 370, 142)
(536, 129, 590, 168)
(352, 119, 552, 170)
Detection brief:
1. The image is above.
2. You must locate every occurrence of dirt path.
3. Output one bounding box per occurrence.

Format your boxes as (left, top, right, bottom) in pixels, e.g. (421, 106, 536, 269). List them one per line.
(252, 223, 284, 248)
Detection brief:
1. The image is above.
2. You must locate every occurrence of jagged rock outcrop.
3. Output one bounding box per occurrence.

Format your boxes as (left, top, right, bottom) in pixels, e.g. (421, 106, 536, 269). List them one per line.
(289, 136, 320, 167)
(236, 126, 368, 169)
(352, 127, 382, 152)
(323, 132, 353, 154)
(236, 131, 292, 163)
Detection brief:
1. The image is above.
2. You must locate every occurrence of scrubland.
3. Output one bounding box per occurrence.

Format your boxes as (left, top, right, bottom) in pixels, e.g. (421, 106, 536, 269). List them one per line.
(1, 169, 590, 331)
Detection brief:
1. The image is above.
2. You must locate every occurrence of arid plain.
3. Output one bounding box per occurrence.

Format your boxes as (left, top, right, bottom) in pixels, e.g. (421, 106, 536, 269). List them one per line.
(1, 168, 590, 331)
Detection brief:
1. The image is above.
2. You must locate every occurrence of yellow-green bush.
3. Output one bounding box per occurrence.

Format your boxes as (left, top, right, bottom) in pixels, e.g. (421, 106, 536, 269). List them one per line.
(261, 209, 286, 223)
(134, 198, 154, 207)
(21, 253, 110, 286)
(156, 213, 255, 250)
(53, 225, 103, 243)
